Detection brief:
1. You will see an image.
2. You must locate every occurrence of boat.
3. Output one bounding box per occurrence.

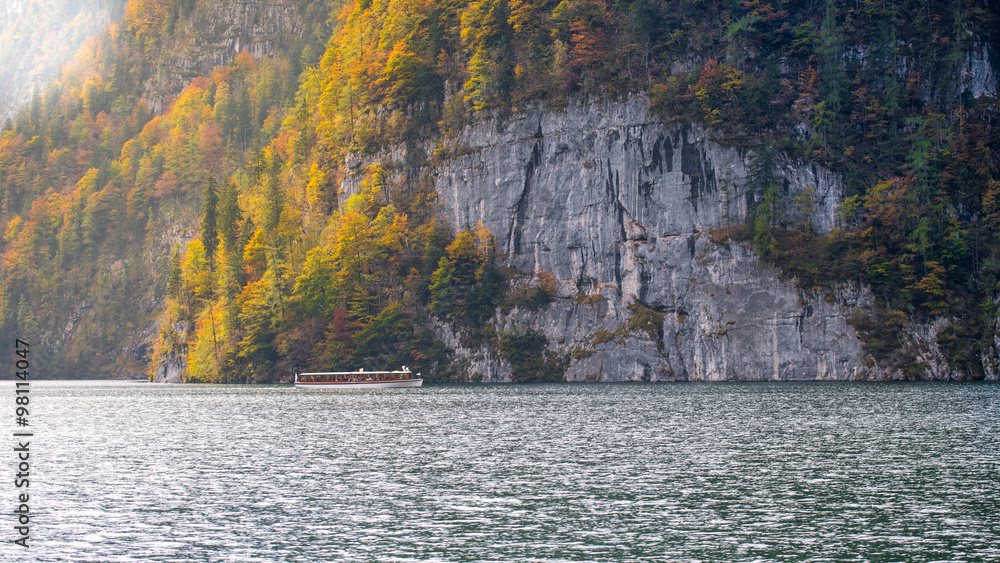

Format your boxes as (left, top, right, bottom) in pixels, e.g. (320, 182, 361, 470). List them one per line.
(294, 366, 423, 389)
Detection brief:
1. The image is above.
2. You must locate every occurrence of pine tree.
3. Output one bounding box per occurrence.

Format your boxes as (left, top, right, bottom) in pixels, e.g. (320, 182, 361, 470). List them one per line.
(218, 181, 242, 254)
(263, 153, 283, 235)
(746, 145, 784, 257)
(201, 175, 220, 266)
(218, 180, 244, 296)
(818, 0, 846, 117)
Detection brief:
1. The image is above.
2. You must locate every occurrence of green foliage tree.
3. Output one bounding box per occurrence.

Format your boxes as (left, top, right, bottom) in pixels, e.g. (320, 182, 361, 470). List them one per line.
(461, 0, 514, 112)
(498, 328, 565, 382)
(236, 268, 285, 381)
(429, 256, 457, 316)
(263, 155, 283, 236)
(217, 180, 244, 296)
(201, 175, 219, 266)
(746, 145, 784, 257)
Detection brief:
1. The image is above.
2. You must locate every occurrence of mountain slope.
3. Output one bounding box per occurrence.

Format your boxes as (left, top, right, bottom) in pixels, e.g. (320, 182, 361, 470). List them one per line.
(0, 0, 129, 123)
(1, 0, 998, 380)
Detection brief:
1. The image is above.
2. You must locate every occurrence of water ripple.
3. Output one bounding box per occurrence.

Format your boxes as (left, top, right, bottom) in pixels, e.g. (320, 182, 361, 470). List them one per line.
(2, 381, 997, 562)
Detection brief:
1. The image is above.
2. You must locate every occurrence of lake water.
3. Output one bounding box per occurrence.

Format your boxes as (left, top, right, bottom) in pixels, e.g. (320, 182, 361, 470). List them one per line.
(2, 381, 998, 562)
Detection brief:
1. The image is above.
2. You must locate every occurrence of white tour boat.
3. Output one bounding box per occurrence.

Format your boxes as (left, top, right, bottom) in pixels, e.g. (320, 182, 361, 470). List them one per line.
(294, 366, 423, 389)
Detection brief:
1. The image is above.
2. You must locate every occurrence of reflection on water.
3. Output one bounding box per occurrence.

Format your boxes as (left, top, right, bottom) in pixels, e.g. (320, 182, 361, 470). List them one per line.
(4, 381, 999, 562)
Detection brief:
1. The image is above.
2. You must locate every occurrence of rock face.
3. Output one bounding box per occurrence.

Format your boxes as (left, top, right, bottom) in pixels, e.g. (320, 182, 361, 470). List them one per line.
(985, 297, 1000, 381)
(434, 97, 871, 381)
(153, 353, 185, 383)
(489, 232, 870, 382)
(344, 96, 880, 381)
(141, 0, 302, 113)
(962, 45, 997, 100)
(347, 95, 982, 381)
(433, 97, 841, 295)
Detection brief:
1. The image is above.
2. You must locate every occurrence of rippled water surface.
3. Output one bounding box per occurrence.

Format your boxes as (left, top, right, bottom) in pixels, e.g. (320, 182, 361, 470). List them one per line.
(3, 381, 998, 562)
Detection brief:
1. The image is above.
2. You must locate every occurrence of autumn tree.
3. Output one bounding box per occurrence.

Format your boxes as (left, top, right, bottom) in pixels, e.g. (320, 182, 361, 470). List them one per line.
(461, 0, 514, 112)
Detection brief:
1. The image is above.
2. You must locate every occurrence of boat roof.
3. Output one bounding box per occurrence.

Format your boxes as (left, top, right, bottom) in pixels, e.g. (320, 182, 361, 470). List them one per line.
(298, 369, 414, 376)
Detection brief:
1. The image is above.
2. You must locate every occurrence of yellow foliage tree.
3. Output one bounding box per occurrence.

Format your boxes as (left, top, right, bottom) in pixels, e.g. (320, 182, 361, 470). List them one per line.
(182, 239, 213, 303)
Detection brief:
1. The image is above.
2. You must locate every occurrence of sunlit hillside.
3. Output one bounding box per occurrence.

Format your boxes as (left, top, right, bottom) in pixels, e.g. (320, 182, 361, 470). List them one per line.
(0, 0, 129, 121)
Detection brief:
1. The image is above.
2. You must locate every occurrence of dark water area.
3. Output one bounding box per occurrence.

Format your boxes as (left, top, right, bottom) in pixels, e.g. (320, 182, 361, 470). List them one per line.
(4, 381, 998, 562)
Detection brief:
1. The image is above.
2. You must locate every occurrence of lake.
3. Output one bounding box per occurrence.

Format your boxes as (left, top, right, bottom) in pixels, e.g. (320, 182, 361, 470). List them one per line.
(3, 381, 998, 562)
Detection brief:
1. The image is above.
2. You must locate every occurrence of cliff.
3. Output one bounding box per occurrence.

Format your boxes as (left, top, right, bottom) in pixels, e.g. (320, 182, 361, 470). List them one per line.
(347, 96, 988, 381)
(139, 0, 303, 113)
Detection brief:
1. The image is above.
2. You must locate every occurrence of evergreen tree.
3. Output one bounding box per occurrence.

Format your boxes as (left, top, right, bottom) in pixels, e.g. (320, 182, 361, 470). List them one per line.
(201, 175, 220, 266)
(218, 180, 242, 253)
(263, 153, 283, 235)
(218, 180, 245, 295)
(818, 0, 846, 116)
(746, 145, 784, 257)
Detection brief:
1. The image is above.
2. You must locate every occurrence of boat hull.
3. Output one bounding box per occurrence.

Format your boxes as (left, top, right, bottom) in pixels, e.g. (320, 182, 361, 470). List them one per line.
(295, 379, 423, 389)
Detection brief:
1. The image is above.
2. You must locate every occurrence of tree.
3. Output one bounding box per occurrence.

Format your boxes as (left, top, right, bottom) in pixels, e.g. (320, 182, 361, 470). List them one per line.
(382, 41, 432, 106)
(242, 227, 269, 284)
(429, 256, 457, 316)
(218, 181, 242, 254)
(237, 268, 283, 381)
(792, 185, 818, 233)
(218, 180, 244, 296)
(818, 0, 846, 116)
(263, 153, 283, 236)
(446, 230, 484, 285)
(182, 239, 213, 303)
(353, 301, 408, 366)
(461, 0, 514, 112)
(201, 175, 219, 266)
(746, 145, 784, 257)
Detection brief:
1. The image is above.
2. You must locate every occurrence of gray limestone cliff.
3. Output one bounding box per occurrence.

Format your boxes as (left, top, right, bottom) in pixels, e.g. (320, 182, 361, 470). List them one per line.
(345, 96, 984, 381)
(987, 297, 1000, 380)
(141, 0, 303, 113)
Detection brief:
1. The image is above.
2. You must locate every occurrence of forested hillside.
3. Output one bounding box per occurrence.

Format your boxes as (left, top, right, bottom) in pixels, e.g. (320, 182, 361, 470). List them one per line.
(0, 0, 128, 121)
(0, 0, 997, 380)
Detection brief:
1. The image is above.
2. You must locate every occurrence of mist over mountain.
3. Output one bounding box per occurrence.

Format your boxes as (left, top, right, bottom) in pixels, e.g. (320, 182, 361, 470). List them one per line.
(0, 0, 128, 122)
